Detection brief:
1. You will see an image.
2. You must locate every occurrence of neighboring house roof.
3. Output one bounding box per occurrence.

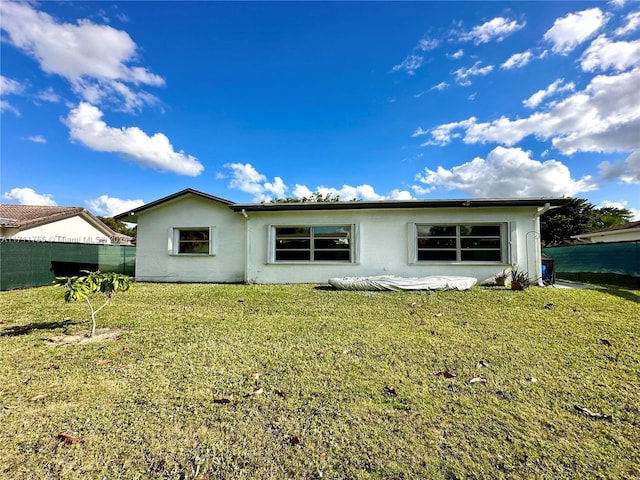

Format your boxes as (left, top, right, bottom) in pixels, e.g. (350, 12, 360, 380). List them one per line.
(115, 189, 571, 222)
(0, 204, 124, 240)
(114, 188, 236, 222)
(572, 221, 640, 241)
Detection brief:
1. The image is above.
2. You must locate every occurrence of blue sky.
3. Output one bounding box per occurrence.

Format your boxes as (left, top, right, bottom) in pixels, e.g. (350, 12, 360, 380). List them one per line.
(1, 1, 639, 219)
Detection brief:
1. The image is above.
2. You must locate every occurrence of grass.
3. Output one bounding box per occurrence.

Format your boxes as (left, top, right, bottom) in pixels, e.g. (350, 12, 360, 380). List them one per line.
(0, 283, 638, 479)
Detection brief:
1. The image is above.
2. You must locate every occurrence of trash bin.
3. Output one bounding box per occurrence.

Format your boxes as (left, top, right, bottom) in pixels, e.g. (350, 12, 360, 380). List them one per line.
(541, 255, 555, 285)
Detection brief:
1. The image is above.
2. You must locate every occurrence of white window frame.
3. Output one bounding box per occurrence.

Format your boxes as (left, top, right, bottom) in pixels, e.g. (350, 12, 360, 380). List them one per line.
(409, 222, 508, 264)
(168, 226, 216, 256)
(268, 224, 358, 264)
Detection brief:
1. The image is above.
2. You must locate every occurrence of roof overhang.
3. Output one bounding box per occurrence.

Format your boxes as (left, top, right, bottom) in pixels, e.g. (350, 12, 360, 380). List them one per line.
(229, 197, 571, 213)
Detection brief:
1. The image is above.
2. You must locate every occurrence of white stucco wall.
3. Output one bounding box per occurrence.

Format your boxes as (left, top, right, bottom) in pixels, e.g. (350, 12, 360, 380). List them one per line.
(14, 216, 114, 244)
(135, 195, 246, 283)
(576, 230, 640, 243)
(243, 206, 544, 284)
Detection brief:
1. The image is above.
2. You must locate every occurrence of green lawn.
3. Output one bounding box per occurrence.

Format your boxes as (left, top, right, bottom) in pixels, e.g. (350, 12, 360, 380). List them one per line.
(1, 283, 638, 479)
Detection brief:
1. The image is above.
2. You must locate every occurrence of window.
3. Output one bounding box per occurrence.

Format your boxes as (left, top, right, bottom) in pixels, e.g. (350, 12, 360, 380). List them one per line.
(416, 224, 504, 262)
(170, 227, 214, 255)
(274, 225, 352, 262)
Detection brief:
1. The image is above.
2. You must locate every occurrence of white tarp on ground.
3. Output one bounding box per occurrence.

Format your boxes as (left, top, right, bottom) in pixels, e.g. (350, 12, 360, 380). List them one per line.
(328, 275, 477, 291)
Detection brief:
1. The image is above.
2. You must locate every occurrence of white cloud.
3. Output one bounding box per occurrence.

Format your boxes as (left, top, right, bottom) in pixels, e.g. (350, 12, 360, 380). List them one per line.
(422, 69, 640, 155)
(0, 75, 24, 115)
(3, 187, 57, 206)
(295, 184, 412, 201)
(615, 11, 640, 36)
(65, 102, 204, 176)
(0, 75, 23, 95)
(392, 55, 424, 75)
(459, 17, 525, 45)
(417, 38, 439, 51)
(453, 61, 494, 86)
(543, 8, 608, 54)
(599, 150, 640, 184)
(292, 184, 314, 199)
(0, 1, 164, 112)
(36, 87, 61, 103)
(501, 50, 533, 69)
(222, 164, 411, 202)
(413, 146, 597, 198)
(222, 163, 287, 202)
(448, 49, 464, 59)
(580, 35, 640, 72)
(23, 135, 47, 144)
(523, 78, 575, 109)
(85, 195, 144, 216)
(430, 82, 448, 91)
(1, 100, 20, 115)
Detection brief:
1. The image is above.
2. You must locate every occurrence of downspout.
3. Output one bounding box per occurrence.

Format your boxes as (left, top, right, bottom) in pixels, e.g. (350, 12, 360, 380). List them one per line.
(241, 209, 250, 283)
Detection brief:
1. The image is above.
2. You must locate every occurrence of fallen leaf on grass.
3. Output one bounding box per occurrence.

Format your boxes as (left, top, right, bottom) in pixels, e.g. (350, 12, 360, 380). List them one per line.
(526, 377, 538, 383)
(251, 373, 261, 380)
(95, 359, 111, 366)
(3, 405, 19, 410)
(435, 370, 456, 378)
(115, 364, 131, 372)
(275, 389, 287, 398)
(475, 360, 489, 368)
(599, 339, 613, 347)
(384, 385, 397, 396)
(342, 349, 353, 355)
(57, 432, 83, 444)
(48, 364, 60, 370)
(288, 435, 301, 446)
(29, 394, 48, 402)
(574, 405, 612, 421)
(245, 388, 264, 397)
(213, 398, 231, 404)
(469, 377, 488, 384)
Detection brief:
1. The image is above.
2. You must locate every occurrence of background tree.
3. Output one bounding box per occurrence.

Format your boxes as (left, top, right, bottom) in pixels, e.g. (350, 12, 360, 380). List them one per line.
(269, 192, 350, 203)
(540, 198, 632, 246)
(98, 216, 137, 242)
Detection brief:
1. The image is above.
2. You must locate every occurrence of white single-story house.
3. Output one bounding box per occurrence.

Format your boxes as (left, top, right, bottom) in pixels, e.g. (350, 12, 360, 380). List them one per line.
(115, 188, 569, 285)
(571, 221, 640, 244)
(0, 204, 130, 245)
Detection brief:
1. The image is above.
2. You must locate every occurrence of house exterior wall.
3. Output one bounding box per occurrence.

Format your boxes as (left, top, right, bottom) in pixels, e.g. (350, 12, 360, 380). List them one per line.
(135, 195, 245, 282)
(576, 230, 640, 243)
(243, 206, 543, 284)
(11, 216, 115, 244)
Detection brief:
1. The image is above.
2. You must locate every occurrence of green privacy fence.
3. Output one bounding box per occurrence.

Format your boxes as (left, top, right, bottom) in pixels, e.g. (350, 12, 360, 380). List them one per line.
(0, 240, 135, 291)
(542, 241, 640, 278)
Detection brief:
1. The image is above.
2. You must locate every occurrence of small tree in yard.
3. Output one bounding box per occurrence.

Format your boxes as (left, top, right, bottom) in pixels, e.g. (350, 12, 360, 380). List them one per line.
(55, 271, 132, 337)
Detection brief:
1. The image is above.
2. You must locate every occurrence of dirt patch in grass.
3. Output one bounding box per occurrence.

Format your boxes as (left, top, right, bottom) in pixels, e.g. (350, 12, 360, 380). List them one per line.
(47, 328, 125, 345)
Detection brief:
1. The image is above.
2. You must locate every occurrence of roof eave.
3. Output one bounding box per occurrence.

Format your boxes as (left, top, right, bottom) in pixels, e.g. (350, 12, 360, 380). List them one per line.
(229, 197, 571, 212)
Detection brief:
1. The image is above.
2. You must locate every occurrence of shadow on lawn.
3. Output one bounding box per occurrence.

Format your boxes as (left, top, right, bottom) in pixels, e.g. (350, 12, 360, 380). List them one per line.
(1, 318, 79, 337)
(605, 287, 640, 304)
